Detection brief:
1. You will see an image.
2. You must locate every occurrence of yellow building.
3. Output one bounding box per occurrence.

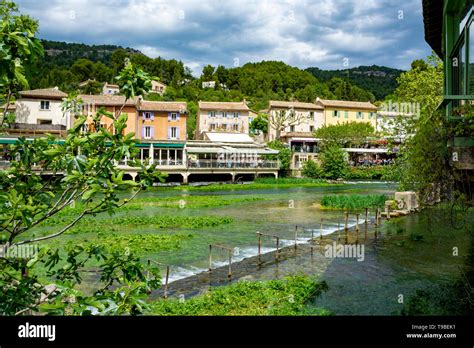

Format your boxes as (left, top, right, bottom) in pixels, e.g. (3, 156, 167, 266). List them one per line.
(315, 98, 378, 128)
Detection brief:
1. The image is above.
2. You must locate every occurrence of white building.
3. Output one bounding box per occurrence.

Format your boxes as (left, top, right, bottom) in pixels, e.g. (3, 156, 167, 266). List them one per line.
(150, 80, 167, 95)
(15, 88, 70, 128)
(196, 101, 251, 140)
(102, 83, 120, 95)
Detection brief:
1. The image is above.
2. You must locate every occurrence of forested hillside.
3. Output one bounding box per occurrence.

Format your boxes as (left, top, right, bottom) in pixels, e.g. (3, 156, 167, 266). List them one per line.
(22, 40, 401, 137)
(305, 65, 404, 100)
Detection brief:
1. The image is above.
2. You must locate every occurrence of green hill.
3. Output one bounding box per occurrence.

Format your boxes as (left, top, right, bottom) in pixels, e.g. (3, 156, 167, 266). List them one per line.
(305, 65, 404, 100)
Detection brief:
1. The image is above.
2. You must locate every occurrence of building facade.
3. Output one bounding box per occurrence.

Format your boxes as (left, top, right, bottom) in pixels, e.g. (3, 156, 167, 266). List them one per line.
(12, 88, 71, 136)
(315, 98, 378, 128)
(138, 101, 187, 141)
(196, 101, 251, 139)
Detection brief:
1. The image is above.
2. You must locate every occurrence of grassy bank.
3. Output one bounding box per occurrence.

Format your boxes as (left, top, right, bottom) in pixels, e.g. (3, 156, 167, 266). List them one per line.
(148, 275, 330, 316)
(164, 178, 337, 192)
(320, 194, 388, 210)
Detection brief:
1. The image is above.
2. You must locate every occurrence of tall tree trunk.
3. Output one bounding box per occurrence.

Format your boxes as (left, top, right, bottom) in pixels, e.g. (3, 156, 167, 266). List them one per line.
(1, 90, 13, 127)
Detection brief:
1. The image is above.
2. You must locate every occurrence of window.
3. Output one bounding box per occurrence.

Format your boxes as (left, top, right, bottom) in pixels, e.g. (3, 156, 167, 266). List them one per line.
(344, 111, 349, 119)
(171, 113, 178, 121)
(40, 101, 50, 110)
(310, 111, 314, 119)
(143, 112, 152, 120)
(210, 123, 216, 130)
(170, 127, 177, 138)
(143, 126, 152, 139)
(369, 112, 375, 119)
(209, 111, 216, 117)
(356, 112, 364, 119)
(233, 112, 239, 118)
(233, 124, 239, 131)
(222, 124, 228, 130)
(290, 125, 295, 132)
(309, 125, 314, 132)
(333, 110, 339, 117)
(37, 119, 52, 125)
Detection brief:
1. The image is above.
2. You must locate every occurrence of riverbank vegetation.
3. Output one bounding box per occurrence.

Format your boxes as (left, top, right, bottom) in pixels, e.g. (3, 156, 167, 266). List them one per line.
(148, 275, 330, 316)
(320, 194, 388, 210)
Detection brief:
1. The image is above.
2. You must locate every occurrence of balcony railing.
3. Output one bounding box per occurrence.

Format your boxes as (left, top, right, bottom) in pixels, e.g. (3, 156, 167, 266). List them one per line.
(188, 159, 280, 169)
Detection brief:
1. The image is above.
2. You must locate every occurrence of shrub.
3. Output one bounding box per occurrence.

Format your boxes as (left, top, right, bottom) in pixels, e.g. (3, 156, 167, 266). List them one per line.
(319, 146, 348, 179)
(302, 160, 323, 178)
(320, 194, 388, 209)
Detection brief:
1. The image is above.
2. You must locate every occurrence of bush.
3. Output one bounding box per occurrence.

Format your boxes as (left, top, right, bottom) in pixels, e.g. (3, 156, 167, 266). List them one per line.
(320, 146, 348, 179)
(302, 160, 323, 178)
(347, 165, 400, 181)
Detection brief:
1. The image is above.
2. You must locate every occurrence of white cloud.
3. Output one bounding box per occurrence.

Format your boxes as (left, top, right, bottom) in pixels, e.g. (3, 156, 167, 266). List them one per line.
(16, 0, 432, 74)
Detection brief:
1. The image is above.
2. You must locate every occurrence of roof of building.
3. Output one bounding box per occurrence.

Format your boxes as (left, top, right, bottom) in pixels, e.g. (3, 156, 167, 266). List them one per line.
(268, 100, 323, 110)
(316, 98, 378, 110)
(422, 0, 443, 58)
(198, 101, 250, 111)
(103, 83, 119, 89)
(139, 101, 187, 113)
(204, 132, 254, 143)
(19, 88, 67, 100)
(79, 94, 138, 106)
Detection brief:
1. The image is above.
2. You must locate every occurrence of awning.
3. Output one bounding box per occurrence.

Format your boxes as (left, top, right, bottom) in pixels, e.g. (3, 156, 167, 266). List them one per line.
(135, 142, 185, 148)
(187, 146, 279, 155)
(344, 148, 388, 154)
(204, 132, 254, 143)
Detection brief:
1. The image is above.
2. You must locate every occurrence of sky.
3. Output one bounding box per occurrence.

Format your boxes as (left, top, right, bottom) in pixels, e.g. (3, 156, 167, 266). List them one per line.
(15, 0, 432, 75)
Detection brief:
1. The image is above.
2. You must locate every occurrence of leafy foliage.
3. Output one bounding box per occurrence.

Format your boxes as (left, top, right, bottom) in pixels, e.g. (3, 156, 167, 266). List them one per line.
(267, 140, 292, 175)
(314, 121, 375, 148)
(302, 160, 323, 179)
(320, 194, 388, 210)
(319, 146, 349, 179)
(148, 275, 330, 316)
(306, 65, 404, 100)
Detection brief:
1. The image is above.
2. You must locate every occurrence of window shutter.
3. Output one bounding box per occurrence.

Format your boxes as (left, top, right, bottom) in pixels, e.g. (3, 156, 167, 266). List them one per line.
(167, 127, 171, 139)
(141, 127, 145, 138)
(176, 127, 180, 139)
(150, 112, 155, 121)
(168, 113, 171, 121)
(142, 112, 146, 121)
(176, 112, 180, 121)
(150, 126, 154, 139)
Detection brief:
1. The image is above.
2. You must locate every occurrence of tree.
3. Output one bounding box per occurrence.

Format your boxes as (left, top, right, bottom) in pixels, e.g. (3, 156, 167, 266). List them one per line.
(302, 160, 323, 178)
(314, 121, 375, 148)
(0, 62, 164, 315)
(391, 54, 446, 198)
(319, 146, 348, 180)
(201, 64, 215, 81)
(70, 58, 94, 82)
(250, 113, 268, 135)
(0, 0, 43, 126)
(269, 108, 308, 140)
(267, 140, 292, 176)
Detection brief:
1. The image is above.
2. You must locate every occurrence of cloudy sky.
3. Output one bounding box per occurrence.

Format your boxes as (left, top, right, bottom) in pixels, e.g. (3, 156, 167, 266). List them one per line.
(15, 0, 432, 75)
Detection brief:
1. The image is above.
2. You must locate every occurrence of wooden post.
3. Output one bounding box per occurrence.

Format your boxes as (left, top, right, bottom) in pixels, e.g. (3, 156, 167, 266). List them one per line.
(320, 218, 323, 240)
(164, 265, 170, 299)
(208, 244, 212, 272)
(386, 203, 391, 220)
(276, 237, 280, 261)
(344, 211, 349, 231)
(294, 225, 298, 250)
(257, 232, 262, 259)
(228, 250, 232, 279)
(355, 213, 360, 232)
(365, 208, 369, 224)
